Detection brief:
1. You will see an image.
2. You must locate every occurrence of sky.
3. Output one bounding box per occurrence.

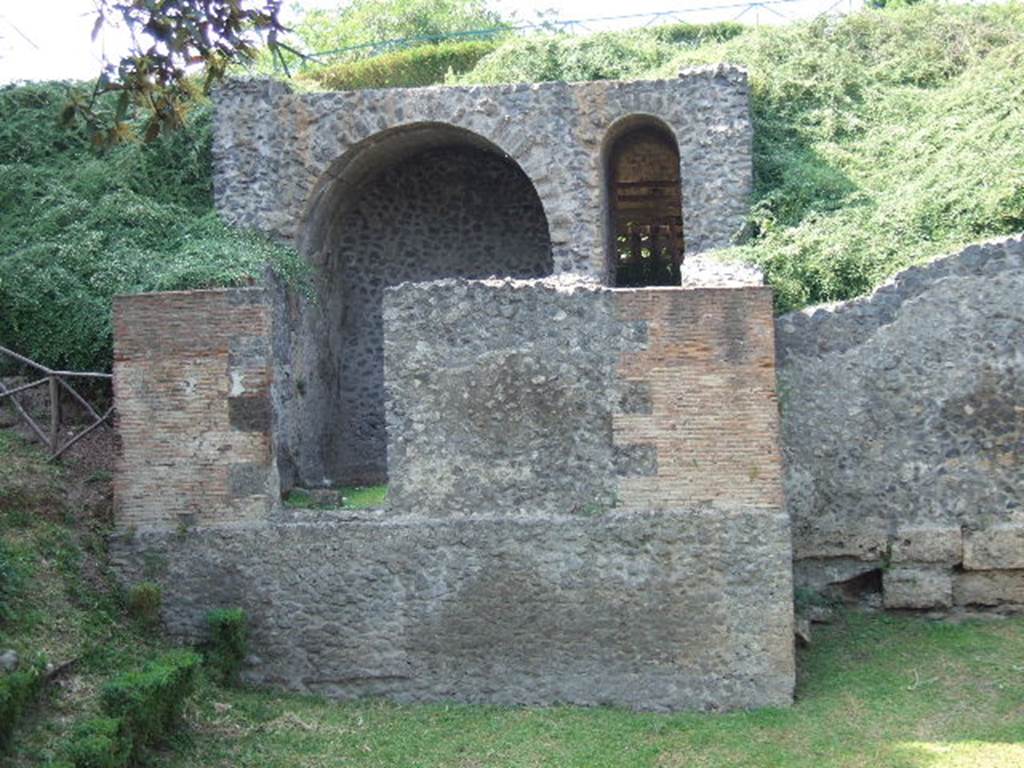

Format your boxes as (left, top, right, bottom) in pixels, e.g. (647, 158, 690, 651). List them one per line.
(0, 0, 859, 84)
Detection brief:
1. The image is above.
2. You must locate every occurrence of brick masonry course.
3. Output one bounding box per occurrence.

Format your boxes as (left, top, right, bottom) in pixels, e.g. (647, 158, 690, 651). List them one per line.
(113, 288, 277, 529)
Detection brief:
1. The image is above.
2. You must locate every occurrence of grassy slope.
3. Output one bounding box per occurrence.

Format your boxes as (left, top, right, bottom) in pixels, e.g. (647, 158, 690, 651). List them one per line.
(458, 3, 1024, 311)
(0, 430, 175, 766)
(157, 611, 1024, 768)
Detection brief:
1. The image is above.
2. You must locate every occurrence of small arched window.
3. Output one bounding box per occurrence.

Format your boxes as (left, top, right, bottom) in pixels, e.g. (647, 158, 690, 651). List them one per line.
(605, 120, 684, 287)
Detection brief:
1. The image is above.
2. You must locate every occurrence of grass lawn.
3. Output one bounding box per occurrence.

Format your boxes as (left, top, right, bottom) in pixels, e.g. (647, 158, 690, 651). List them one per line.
(283, 485, 389, 510)
(156, 612, 1024, 768)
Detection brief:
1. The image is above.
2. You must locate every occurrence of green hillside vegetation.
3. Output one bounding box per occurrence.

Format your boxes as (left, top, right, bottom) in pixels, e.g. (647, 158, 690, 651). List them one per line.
(0, 430, 254, 767)
(454, 3, 1024, 310)
(1, 3, 1022, 371)
(0, 88, 300, 372)
(299, 38, 501, 90)
(0, 430, 170, 766)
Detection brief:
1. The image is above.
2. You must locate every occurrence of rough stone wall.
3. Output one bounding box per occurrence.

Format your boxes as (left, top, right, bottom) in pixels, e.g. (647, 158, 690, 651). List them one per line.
(312, 147, 551, 483)
(111, 280, 794, 712)
(110, 507, 793, 712)
(374, 280, 794, 709)
(385, 280, 783, 516)
(777, 234, 1024, 610)
(113, 289, 277, 529)
(212, 65, 754, 279)
(383, 279, 625, 514)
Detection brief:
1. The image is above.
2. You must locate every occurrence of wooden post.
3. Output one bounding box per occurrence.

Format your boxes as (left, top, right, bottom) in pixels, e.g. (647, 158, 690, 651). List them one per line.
(49, 375, 60, 455)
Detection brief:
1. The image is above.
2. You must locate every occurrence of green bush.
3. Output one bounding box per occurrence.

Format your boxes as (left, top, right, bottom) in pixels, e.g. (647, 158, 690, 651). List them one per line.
(651, 21, 746, 46)
(0, 83, 305, 372)
(0, 654, 47, 749)
(99, 649, 201, 755)
(303, 39, 499, 90)
(205, 608, 248, 686)
(125, 582, 162, 630)
(454, 29, 676, 84)
(653, 3, 1024, 311)
(453, 22, 746, 85)
(65, 717, 133, 768)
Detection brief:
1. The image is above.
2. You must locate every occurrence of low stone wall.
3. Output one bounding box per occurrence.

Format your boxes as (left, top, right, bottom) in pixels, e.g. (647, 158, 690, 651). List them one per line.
(113, 289, 277, 529)
(109, 507, 793, 711)
(777, 234, 1024, 610)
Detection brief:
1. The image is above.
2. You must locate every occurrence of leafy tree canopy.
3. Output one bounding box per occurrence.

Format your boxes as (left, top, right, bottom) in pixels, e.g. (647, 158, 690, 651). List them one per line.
(293, 0, 505, 60)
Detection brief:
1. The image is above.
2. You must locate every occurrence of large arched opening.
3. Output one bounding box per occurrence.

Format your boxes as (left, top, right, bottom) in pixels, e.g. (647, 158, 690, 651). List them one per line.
(298, 124, 553, 486)
(602, 116, 685, 287)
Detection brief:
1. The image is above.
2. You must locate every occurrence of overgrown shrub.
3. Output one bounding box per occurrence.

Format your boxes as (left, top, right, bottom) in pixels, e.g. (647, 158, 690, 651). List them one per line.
(65, 717, 133, 768)
(303, 39, 499, 90)
(0, 83, 305, 372)
(454, 22, 746, 85)
(454, 29, 676, 84)
(0, 654, 47, 749)
(652, 3, 1024, 311)
(205, 607, 248, 685)
(651, 21, 746, 46)
(125, 582, 162, 630)
(98, 649, 201, 755)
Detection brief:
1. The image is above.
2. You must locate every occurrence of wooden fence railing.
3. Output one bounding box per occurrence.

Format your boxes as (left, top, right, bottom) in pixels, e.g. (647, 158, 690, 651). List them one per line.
(0, 345, 114, 460)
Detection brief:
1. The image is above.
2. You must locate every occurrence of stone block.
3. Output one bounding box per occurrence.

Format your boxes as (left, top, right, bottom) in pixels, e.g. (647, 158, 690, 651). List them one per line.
(883, 567, 953, 610)
(954, 570, 1024, 607)
(228, 395, 272, 433)
(963, 525, 1024, 570)
(794, 558, 883, 593)
(230, 462, 268, 498)
(792, 525, 887, 562)
(613, 444, 658, 477)
(890, 525, 962, 565)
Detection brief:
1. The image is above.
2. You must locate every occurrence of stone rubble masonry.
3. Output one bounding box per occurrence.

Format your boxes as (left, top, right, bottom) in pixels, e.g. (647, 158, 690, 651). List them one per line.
(109, 507, 795, 712)
(111, 278, 795, 712)
(113, 288, 277, 529)
(211, 66, 754, 280)
(374, 278, 794, 708)
(778, 233, 1024, 610)
(383, 279, 783, 517)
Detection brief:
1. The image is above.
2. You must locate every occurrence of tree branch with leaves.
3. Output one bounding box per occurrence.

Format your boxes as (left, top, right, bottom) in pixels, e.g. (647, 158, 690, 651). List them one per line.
(66, 0, 297, 144)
